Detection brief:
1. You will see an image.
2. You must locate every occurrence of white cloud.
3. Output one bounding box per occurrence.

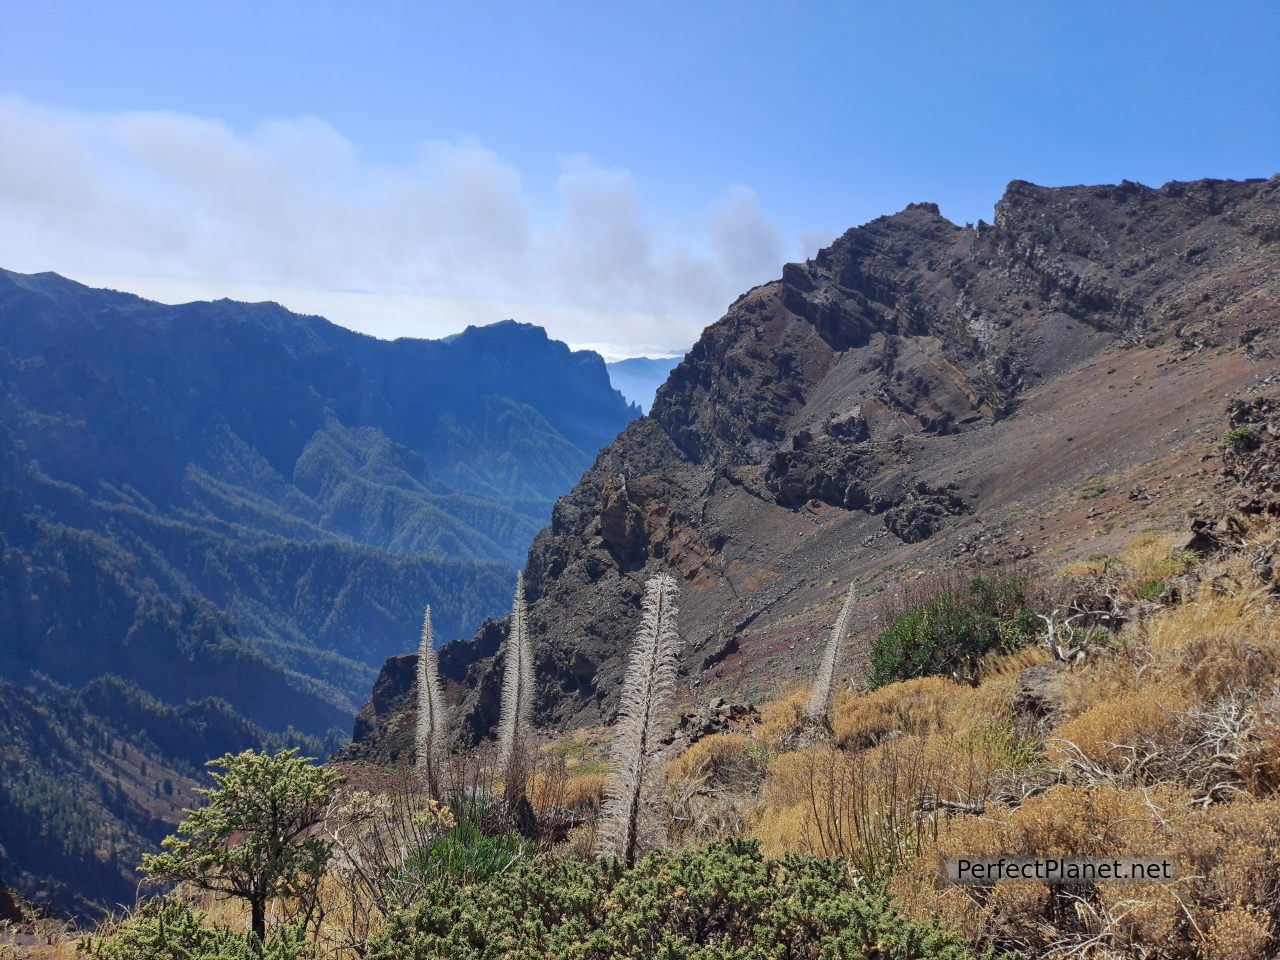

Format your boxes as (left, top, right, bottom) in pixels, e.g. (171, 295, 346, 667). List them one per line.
(710, 186, 783, 281)
(0, 95, 816, 356)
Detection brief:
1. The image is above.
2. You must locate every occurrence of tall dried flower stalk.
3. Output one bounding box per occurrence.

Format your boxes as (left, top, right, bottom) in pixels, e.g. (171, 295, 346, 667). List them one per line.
(497, 573, 534, 794)
(415, 605, 448, 799)
(805, 581, 857, 724)
(598, 572, 681, 866)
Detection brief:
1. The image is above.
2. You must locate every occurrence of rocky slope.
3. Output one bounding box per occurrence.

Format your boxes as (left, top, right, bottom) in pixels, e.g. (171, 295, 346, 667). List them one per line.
(349, 175, 1279, 756)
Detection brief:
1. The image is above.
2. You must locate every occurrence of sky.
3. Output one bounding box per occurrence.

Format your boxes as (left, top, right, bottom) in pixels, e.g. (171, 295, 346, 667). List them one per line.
(1, 2, 1276, 359)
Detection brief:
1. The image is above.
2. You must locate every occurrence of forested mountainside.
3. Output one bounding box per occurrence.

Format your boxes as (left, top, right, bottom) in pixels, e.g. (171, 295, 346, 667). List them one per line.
(0, 270, 636, 914)
(351, 175, 1280, 756)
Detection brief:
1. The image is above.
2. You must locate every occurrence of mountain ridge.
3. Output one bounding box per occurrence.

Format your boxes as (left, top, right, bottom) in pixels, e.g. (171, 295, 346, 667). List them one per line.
(0, 272, 637, 914)
(348, 174, 1280, 759)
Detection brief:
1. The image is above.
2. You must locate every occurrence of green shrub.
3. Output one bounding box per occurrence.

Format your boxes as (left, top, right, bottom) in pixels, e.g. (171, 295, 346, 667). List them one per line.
(1224, 425, 1259, 452)
(78, 896, 307, 960)
(1137, 578, 1166, 602)
(869, 575, 1040, 688)
(404, 819, 533, 885)
(366, 840, 987, 959)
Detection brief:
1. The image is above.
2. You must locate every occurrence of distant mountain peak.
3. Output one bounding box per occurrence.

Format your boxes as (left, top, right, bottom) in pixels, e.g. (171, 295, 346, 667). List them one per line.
(451, 317, 548, 338)
(606, 353, 687, 412)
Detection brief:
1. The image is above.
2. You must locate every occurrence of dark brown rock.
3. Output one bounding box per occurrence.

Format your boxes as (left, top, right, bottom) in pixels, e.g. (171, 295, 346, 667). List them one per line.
(1224, 397, 1280, 516)
(351, 653, 416, 744)
(669, 699, 760, 745)
(882, 482, 969, 543)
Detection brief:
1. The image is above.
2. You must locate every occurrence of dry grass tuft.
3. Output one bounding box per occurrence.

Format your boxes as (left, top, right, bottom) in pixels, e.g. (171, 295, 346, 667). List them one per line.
(528, 768, 606, 817)
(753, 742, 937, 878)
(1049, 685, 1189, 769)
(667, 732, 754, 785)
(1201, 904, 1274, 960)
(1142, 585, 1279, 702)
(663, 733, 768, 848)
(756, 686, 809, 749)
(831, 677, 956, 748)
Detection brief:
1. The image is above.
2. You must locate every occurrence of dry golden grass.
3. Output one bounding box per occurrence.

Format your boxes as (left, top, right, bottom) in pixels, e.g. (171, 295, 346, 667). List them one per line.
(831, 677, 955, 748)
(867, 524, 1280, 956)
(891, 786, 1280, 958)
(750, 635, 1047, 875)
(0, 929, 79, 960)
(1061, 531, 1196, 599)
(976, 643, 1053, 681)
(751, 726, 1026, 876)
(752, 742, 936, 875)
(1142, 586, 1279, 702)
(667, 732, 753, 785)
(745, 522, 1280, 956)
(1049, 685, 1190, 767)
(539, 727, 611, 764)
(562, 771, 607, 810)
(1201, 904, 1274, 960)
(528, 768, 605, 815)
(527, 728, 611, 822)
(753, 747, 827, 855)
(756, 686, 808, 749)
(1060, 556, 1108, 579)
(663, 732, 769, 848)
(1247, 695, 1280, 794)
(832, 656, 1039, 749)
(1045, 544, 1278, 779)
(1118, 530, 1194, 578)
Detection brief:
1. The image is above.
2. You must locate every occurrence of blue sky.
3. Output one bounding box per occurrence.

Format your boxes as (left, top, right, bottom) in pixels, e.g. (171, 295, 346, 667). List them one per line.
(1, 1, 1276, 357)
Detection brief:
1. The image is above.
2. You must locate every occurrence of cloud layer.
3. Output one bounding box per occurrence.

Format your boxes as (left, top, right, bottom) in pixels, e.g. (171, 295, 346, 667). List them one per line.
(0, 96, 820, 355)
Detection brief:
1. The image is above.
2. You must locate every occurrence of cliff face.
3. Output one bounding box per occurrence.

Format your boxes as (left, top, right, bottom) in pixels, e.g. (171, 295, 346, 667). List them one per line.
(352, 175, 1280, 750)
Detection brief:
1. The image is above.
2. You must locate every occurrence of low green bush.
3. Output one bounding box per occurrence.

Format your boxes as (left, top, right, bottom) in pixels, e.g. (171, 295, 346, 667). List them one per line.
(1223, 425, 1259, 452)
(78, 896, 307, 960)
(1137, 578, 1167, 602)
(366, 840, 987, 960)
(869, 574, 1040, 688)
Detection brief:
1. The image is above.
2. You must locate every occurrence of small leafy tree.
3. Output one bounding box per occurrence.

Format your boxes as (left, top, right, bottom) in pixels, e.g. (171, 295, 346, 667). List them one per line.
(141, 749, 338, 943)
